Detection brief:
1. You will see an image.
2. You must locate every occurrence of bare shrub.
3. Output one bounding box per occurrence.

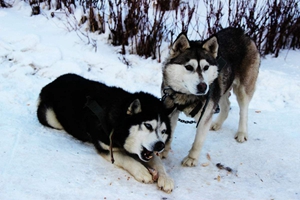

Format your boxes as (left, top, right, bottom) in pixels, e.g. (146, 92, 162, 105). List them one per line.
(133, 3, 167, 61)
(203, 0, 300, 57)
(0, 0, 12, 7)
(29, 0, 40, 15)
(203, 0, 223, 35)
(16, 0, 300, 59)
(263, 0, 300, 57)
(107, 0, 170, 61)
(156, 0, 180, 11)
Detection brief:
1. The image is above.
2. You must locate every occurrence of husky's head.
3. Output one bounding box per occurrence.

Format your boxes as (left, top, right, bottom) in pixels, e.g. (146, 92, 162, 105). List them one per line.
(122, 94, 171, 162)
(163, 33, 219, 95)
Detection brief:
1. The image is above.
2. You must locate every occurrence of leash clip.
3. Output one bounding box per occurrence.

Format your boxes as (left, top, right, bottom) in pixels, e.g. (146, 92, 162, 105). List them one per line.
(161, 87, 171, 102)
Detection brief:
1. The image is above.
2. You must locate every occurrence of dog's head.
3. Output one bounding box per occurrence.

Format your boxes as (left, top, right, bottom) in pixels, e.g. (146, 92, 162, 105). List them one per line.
(122, 94, 171, 162)
(163, 33, 219, 95)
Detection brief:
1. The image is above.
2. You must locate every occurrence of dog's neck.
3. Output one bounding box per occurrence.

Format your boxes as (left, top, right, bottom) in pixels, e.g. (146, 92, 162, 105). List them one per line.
(162, 83, 206, 103)
(161, 84, 207, 117)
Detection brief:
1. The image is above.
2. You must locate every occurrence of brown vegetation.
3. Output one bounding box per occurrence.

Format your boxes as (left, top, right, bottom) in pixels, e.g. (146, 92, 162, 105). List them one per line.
(3, 0, 299, 59)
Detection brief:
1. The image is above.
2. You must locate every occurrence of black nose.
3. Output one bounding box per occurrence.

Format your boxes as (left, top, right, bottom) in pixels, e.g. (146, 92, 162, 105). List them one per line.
(197, 82, 207, 93)
(153, 141, 165, 152)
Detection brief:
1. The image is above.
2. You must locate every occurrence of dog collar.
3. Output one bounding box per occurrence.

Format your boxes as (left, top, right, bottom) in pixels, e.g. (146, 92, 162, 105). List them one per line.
(161, 87, 204, 118)
(161, 87, 180, 101)
(161, 86, 210, 127)
(161, 87, 180, 115)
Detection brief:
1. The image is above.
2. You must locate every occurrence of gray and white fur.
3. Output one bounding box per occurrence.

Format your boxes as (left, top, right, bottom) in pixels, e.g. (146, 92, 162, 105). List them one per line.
(161, 27, 260, 166)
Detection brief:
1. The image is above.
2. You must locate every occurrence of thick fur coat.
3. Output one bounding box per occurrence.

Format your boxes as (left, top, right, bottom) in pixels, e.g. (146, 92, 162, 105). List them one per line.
(37, 73, 174, 193)
(161, 27, 260, 166)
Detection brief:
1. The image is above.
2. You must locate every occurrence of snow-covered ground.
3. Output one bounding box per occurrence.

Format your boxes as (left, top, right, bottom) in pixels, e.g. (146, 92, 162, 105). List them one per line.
(1, 3, 300, 200)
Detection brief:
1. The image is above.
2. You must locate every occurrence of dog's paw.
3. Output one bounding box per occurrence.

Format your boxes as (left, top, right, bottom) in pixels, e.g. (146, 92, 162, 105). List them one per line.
(210, 122, 222, 131)
(131, 165, 154, 184)
(235, 131, 248, 143)
(157, 175, 174, 193)
(181, 156, 198, 167)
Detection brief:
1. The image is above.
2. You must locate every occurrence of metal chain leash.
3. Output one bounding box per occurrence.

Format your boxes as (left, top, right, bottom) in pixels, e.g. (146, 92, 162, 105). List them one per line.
(177, 105, 220, 124)
(178, 118, 196, 124)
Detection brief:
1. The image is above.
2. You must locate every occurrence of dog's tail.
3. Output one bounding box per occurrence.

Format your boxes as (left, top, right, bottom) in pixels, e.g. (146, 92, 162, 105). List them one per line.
(37, 96, 63, 130)
(37, 97, 51, 128)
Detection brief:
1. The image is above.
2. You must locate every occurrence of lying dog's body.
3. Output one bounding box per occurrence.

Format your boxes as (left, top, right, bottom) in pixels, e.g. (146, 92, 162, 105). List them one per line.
(161, 27, 260, 166)
(37, 73, 174, 193)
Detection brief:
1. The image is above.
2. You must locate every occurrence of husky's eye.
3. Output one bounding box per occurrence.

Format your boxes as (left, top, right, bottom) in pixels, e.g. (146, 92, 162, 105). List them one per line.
(203, 65, 209, 71)
(185, 65, 194, 71)
(144, 123, 153, 131)
(161, 129, 167, 134)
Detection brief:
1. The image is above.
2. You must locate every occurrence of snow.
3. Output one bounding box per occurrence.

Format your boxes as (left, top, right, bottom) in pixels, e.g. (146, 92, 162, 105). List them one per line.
(1, 3, 300, 200)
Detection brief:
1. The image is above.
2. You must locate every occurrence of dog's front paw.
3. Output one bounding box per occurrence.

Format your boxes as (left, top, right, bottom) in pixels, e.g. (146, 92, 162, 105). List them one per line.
(210, 122, 222, 131)
(235, 131, 248, 143)
(181, 156, 198, 167)
(157, 175, 174, 193)
(131, 165, 153, 184)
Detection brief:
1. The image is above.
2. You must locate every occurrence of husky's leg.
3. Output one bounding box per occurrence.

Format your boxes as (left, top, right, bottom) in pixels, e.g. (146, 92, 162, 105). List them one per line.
(211, 89, 231, 130)
(233, 84, 251, 142)
(182, 102, 214, 167)
(101, 151, 153, 183)
(160, 110, 179, 159)
(234, 40, 259, 142)
(147, 154, 174, 193)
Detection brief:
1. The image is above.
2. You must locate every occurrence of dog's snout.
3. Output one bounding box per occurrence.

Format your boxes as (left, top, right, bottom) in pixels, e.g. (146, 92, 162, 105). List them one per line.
(197, 82, 207, 93)
(153, 141, 165, 152)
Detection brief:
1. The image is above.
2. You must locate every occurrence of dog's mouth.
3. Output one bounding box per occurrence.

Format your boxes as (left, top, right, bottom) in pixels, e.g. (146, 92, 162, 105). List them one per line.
(141, 147, 154, 162)
(141, 146, 165, 162)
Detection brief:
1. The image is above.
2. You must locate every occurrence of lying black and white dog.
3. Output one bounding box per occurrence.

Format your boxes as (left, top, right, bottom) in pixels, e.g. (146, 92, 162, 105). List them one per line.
(37, 73, 174, 193)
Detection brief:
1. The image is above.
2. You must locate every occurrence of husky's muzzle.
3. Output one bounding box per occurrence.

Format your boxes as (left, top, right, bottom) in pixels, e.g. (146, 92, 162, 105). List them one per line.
(197, 82, 208, 95)
(141, 141, 165, 161)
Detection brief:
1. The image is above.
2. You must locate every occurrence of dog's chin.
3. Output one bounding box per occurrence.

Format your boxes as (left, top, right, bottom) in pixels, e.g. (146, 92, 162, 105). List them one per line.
(194, 88, 209, 96)
(187, 90, 207, 96)
(195, 91, 208, 96)
(183, 88, 208, 96)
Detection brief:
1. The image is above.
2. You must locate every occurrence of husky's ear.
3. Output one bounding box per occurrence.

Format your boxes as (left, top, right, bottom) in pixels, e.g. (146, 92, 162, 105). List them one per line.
(170, 33, 190, 58)
(127, 99, 142, 115)
(202, 36, 218, 58)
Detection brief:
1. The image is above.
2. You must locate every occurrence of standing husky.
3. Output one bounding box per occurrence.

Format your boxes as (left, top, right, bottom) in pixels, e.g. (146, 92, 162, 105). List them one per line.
(161, 27, 260, 166)
(37, 73, 174, 193)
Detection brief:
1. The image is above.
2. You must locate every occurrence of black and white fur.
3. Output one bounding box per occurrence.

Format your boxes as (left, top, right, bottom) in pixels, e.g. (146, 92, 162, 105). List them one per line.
(161, 27, 260, 166)
(37, 73, 174, 193)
